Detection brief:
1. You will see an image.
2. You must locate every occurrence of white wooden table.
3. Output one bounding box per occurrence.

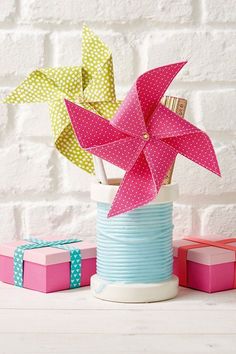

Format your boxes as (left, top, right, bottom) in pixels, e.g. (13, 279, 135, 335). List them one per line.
(0, 282, 236, 354)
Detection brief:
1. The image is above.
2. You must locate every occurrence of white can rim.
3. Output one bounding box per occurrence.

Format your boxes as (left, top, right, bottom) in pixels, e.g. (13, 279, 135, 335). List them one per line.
(91, 179, 178, 204)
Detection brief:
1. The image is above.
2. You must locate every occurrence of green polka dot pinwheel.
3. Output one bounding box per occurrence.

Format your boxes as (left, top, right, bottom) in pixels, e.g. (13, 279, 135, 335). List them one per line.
(3, 25, 121, 174)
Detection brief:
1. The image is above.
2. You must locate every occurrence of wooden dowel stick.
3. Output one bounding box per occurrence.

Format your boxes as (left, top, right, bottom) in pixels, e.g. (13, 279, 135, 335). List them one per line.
(93, 156, 108, 185)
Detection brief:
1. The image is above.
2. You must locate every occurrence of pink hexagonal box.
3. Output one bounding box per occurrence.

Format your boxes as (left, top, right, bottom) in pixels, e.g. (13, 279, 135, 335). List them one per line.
(0, 239, 96, 293)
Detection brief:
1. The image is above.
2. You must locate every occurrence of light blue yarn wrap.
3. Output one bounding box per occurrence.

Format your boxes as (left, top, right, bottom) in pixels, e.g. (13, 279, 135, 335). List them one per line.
(96, 202, 174, 284)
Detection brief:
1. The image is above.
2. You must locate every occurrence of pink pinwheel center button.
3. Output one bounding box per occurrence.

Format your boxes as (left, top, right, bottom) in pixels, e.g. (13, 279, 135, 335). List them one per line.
(142, 132, 150, 141)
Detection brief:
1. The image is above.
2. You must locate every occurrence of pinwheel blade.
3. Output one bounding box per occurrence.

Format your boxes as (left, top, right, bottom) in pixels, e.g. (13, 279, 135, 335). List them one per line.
(111, 85, 146, 137)
(82, 24, 116, 101)
(65, 100, 127, 149)
(83, 57, 116, 102)
(136, 62, 187, 120)
(3, 69, 65, 104)
(89, 138, 145, 171)
(163, 133, 221, 176)
(148, 103, 197, 138)
(108, 153, 156, 217)
(144, 138, 178, 190)
(148, 103, 221, 177)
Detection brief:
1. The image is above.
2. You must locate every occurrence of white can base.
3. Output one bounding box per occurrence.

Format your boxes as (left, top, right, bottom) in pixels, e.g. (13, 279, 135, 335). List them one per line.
(91, 275, 179, 303)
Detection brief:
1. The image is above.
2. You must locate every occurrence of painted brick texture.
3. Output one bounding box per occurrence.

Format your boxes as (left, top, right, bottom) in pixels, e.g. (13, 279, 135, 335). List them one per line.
(0, 0, 235, 241)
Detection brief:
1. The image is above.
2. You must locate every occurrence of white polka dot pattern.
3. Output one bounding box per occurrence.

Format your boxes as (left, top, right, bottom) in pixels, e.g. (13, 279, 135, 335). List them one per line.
(110, 153, 156, 217)
(65, 100, 127, 148)
(66, 62, 221, 217)
(3, 24, 121, 174)
(89, 138, 146, 171)
(110, 85, 146, 137)
(144, 138, 178, 188)
(136, 62, 187, 122)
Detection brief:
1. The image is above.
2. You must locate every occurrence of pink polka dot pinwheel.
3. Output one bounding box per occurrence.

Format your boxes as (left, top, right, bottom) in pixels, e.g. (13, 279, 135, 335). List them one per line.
(65, 62, 221, 217)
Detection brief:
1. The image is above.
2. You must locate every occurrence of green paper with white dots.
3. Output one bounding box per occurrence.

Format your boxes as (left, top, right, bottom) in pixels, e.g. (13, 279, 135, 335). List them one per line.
(4, 25, 121, 174)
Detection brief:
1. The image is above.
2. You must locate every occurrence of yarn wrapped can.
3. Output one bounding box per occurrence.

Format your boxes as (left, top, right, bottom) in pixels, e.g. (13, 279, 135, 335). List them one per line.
(91, 179, 179, 303)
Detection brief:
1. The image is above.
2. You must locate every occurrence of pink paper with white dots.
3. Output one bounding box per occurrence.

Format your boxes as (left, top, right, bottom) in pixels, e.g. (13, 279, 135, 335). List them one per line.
(65, 62, 221, 217)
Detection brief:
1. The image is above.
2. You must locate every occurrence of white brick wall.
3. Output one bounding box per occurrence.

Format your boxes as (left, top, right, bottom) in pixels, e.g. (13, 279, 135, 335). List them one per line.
(0, 0, 235, 241)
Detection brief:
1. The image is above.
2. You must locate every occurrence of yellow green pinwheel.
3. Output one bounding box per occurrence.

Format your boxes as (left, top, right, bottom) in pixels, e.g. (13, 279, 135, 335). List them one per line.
(4, 25, 121, 174)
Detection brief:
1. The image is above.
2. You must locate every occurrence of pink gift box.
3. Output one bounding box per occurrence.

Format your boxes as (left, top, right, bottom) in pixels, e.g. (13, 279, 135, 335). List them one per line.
(0, 239, 96, 293)
(173, 237, 236, 293)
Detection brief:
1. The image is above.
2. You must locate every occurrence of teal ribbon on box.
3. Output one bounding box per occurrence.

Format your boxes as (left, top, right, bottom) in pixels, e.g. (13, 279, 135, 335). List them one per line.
(14, 238, 82, 289)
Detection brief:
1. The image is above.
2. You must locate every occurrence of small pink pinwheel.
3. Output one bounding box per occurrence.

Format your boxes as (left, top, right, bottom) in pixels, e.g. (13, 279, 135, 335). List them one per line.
(65, 62, 221, 217)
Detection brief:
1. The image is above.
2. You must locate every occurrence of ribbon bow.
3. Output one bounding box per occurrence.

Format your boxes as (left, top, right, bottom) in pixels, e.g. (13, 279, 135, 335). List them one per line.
(14, 238, 81, 289)
(4, 25, 121, 174)
(65, 62, 221, 217)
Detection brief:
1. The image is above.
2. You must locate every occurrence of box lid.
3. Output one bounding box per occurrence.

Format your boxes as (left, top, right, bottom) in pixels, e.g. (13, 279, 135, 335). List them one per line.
(173, 238, 236, 265)
(0, 239, 96, 266)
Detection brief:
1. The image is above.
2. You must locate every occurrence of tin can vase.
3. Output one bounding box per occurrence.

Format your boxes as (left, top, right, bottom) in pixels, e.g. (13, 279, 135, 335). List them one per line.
(91, 179, 179, 303)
